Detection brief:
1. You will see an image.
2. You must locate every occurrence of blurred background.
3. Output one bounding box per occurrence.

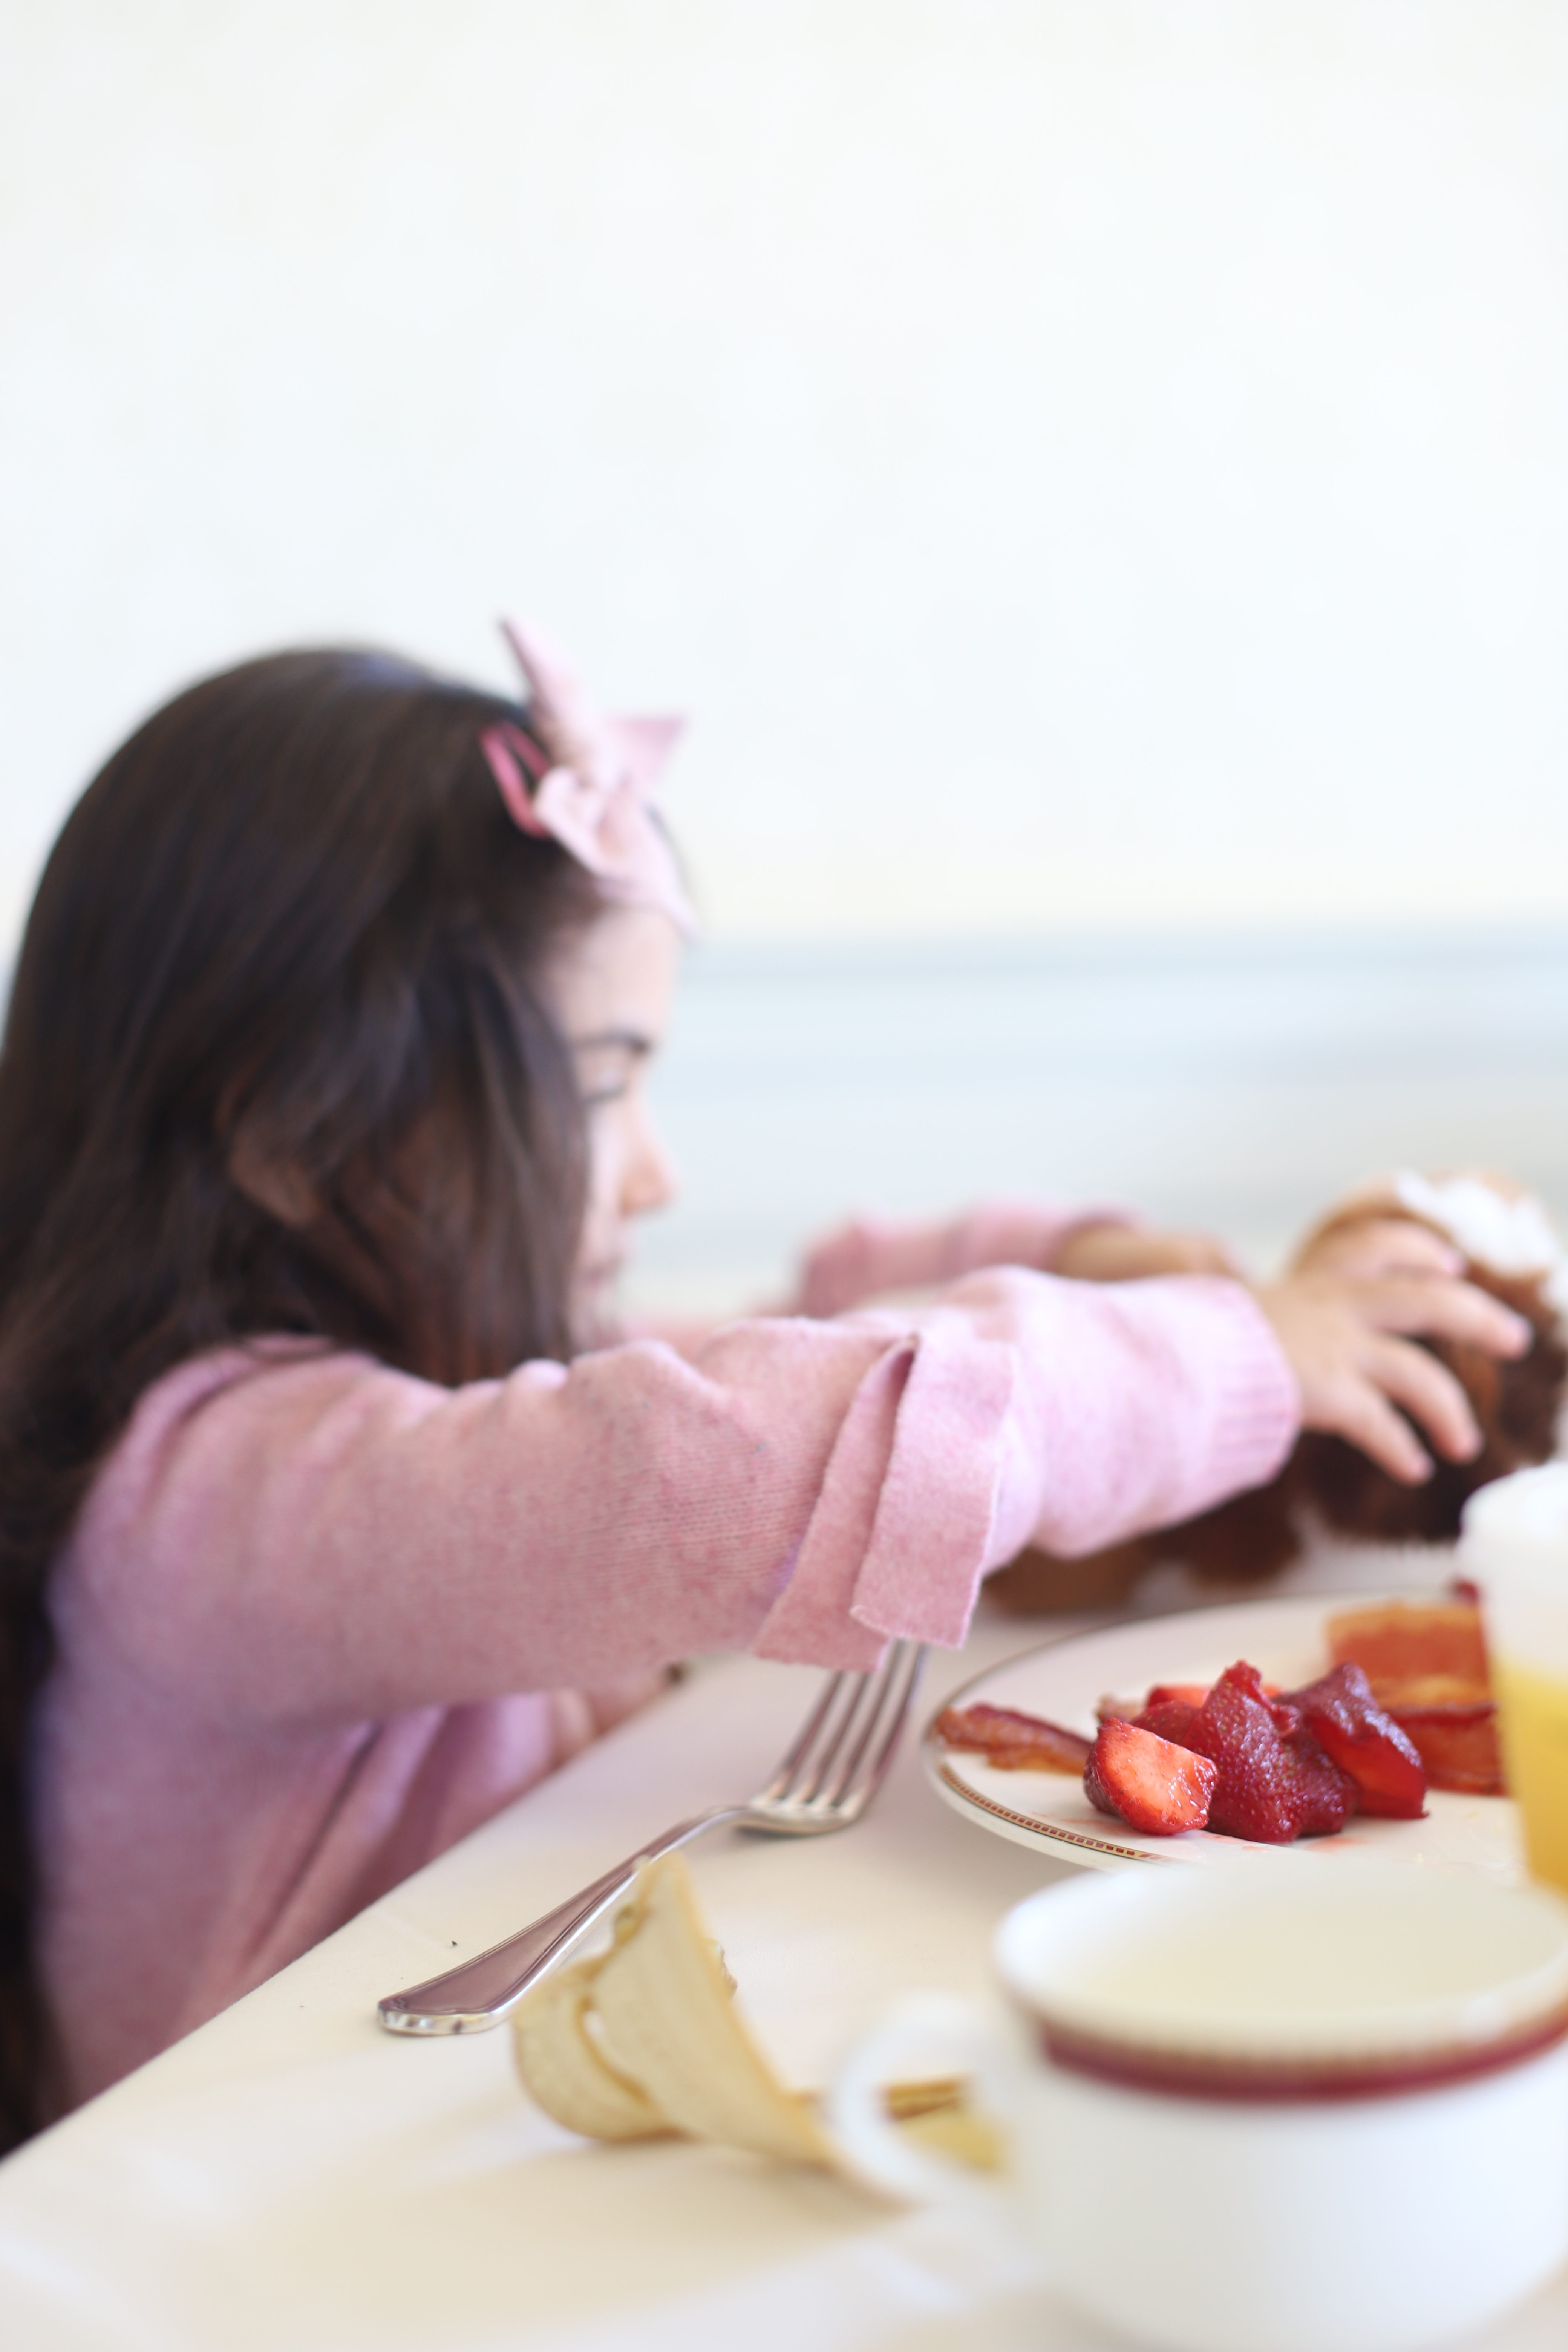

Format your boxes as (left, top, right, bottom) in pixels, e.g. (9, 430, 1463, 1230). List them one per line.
(3, 2, 1565, 1312)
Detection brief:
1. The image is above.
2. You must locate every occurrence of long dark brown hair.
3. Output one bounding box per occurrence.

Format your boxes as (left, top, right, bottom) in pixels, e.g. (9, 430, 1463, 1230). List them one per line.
(0, 646, 604, 2147)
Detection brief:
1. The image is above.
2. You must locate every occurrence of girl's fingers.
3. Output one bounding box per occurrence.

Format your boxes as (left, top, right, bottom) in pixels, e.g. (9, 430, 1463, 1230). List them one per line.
(1359, 1274, 1532, 1357)
(1256, 1266, 1533, 1483)
(1362, 1334, 1482, 1464)
(1344, 1224, 1462, 1280)
(1298, 1221, 1463, 1283)
(1322, 1375, 1434, 1484)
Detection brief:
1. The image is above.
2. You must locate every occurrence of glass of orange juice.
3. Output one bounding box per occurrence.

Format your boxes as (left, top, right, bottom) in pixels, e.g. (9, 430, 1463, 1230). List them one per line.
(1463, 1466, 1568, 1896)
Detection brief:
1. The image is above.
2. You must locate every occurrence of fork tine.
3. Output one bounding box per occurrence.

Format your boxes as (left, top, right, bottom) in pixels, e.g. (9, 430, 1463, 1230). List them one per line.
(754, 1669, 851, 1802)
(816, 1641, 923, 1811)
(809, 1645, 907, 1808)
(856, 1640, 926, 1800)
(774, 1640, 917, 1810)
(774, 1666, 885, 1805)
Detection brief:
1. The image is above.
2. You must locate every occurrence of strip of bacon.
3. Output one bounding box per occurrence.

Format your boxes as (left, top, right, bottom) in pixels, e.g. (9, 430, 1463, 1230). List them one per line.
(933, 1702, 1093, 1774)
(1374, 1677, 1505, 1797)
(1327, 1600, 1489, 1687)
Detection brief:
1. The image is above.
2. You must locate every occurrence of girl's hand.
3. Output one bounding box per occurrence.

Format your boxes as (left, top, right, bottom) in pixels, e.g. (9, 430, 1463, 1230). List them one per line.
(1290, 1210, 1465, 1286)
(1254, 1268, 1533, 1484)
(1055, 1223, 1239, 1282)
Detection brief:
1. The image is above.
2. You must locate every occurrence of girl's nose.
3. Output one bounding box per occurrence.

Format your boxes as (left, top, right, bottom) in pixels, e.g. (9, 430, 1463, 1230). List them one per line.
(622, 1115, 678, 1220)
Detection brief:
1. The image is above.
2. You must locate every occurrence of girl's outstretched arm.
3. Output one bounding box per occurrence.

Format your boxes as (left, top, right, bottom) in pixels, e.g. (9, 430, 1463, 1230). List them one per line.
(791, 1200, 1237, 1315)
(59, 1272, 1298, 1726)
(790, 1199, 1137, 1315)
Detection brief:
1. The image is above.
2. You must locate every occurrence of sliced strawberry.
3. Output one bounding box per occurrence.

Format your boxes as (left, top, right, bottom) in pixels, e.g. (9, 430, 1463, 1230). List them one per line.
(1283, 1664, 1427, 1819)
(1084, 1718, 1217, 1835)
(1181, 1662, 1357, 1843)
(934, 1703, 1092, 1774)
(1133, 1695, 1202, 1747)
(1142, 1681, 1212, 1710)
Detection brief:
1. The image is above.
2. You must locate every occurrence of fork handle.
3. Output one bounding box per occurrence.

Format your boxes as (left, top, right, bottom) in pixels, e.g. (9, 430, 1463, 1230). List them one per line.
(376, 1805, 742, 2035)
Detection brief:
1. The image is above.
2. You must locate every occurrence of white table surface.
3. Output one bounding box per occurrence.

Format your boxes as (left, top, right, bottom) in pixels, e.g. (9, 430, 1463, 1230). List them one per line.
(3, 1587, 1568, 2352)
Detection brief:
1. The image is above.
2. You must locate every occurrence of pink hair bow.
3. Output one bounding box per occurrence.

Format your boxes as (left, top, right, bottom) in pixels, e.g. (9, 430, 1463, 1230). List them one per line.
(480, 619, 695, 936)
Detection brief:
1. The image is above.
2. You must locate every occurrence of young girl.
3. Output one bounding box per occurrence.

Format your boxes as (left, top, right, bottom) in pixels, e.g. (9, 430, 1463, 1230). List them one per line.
(0, 626, 1525, 2150)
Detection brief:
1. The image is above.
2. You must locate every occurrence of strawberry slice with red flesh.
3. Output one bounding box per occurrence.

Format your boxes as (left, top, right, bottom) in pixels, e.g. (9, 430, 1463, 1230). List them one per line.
(1133, 1695, 1202, 1747)
(1137, 1682, 1297, 1752)
(1099, 1683, 1224, 1724)
(1084, 1719, 1217, 1835)
(1283, 1664, 1427, 1819)
(1181, 1662, 1357, 1843)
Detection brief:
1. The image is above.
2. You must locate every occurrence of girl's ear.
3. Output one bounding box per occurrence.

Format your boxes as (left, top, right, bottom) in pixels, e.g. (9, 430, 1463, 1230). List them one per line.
(227, 1118, 318, 1229)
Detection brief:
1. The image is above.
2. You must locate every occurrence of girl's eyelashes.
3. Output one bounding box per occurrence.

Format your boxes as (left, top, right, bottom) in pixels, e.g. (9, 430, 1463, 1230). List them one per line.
(570, 1027, 656, 1111)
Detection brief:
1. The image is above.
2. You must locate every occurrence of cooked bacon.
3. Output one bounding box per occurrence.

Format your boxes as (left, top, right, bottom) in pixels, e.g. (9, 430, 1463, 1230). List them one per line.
(1372, 1676, 1504, 1797)
(1326, 1600, 1489, 1688)
(1326, 1600, 1503, 1794)
(933, 1703, 1092, 1773)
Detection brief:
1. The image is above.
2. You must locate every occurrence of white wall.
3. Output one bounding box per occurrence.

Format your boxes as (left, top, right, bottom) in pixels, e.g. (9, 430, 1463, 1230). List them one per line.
(3, 1, 1566, 948)
(630, 929, 1568, 1314)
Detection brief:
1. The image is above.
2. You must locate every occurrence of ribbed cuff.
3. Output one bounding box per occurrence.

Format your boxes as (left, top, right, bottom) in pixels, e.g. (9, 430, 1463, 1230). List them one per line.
(752, 1323, 1017, 1666)
(1182, 1280, 1301, 1512)
(850, 1325, 1017, 1651)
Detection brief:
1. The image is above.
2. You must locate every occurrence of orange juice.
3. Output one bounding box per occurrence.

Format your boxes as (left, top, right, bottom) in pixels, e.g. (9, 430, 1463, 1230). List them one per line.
(1494, 1657, 1568, 1894)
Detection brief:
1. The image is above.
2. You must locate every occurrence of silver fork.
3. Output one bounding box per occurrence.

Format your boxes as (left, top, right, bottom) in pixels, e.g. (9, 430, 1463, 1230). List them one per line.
(377, 1640, 927, 2035)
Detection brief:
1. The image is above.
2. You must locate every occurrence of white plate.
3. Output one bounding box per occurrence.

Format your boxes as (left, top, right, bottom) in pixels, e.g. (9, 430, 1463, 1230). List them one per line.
(925, 1592, 1523, 1882)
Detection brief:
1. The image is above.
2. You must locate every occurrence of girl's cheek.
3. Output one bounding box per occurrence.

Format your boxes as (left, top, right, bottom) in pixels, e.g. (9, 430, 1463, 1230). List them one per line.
(584, 1112, 626, 1233)
(617, 1088, 676, 1218)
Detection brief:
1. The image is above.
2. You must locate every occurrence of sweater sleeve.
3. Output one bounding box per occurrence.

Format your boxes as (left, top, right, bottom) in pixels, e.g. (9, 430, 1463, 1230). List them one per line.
(791, 1199, 1138, 1317)
(61, 1274, 1297, 1730)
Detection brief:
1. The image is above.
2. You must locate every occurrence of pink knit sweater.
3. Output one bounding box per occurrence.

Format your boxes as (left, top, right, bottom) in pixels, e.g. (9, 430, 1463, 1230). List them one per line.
(34, 1205, 1297, 2107)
